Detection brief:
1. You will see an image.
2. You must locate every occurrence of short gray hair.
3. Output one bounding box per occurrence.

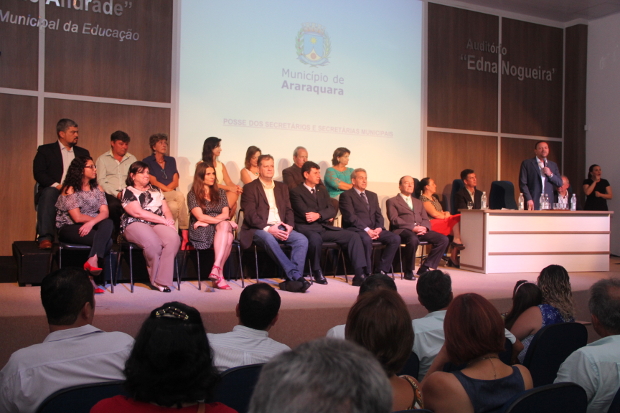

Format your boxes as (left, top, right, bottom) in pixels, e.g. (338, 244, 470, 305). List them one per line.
(351, 168, 366, 181)
(248, 338, 392, 413)
(293, 146, 307, 157)
(589, 278, 620, 335)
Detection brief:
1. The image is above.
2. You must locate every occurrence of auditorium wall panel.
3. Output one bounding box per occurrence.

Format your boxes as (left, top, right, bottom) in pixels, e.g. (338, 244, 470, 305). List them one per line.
(44, 1, 173, 102)
(427, 3, 499, 132)
(500, 137, 562, 201)
(44, 99, 171, 162)
(0, 1, 39, 90)
(427, 132, 498, 202)
(501, 19, 563, 137)
(0, 93, 38, 255)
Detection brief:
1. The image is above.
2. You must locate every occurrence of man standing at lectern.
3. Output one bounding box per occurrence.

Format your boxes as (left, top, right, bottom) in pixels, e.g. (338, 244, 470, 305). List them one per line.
(519, 141, 563, 210)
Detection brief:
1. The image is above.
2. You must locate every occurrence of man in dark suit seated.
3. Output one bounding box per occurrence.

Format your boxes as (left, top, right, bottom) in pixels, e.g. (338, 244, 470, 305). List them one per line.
(282, 146, 325, 191)
(290, 161, 368, 286)
(454, 169, 483, 210)
(387, 176, 449, 279)
(240, 154, 311, 293)
(339, 168, 400, 280)
(33, 119, 90, 249)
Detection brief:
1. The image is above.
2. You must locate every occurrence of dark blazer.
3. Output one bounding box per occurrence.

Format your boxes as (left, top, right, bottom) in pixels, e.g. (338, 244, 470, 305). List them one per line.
(519, 157, 563, 209)
(282, 164, 325, 191)
(386, 194, 431, 235)
(339, 188, 385, 231)
(454, 187, 483, 210)
(240, 178, 294, 250)
(289, 184, 337, 232)
(33, 141, 90, 201)
(554, 187, 574, 204)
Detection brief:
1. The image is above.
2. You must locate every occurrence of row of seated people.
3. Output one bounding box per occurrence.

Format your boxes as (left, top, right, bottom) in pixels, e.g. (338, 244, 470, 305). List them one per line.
(2, 265, 619, 413)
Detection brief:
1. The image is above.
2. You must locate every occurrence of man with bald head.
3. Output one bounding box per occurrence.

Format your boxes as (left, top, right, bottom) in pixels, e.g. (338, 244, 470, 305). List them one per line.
(386, 176, 449, 279)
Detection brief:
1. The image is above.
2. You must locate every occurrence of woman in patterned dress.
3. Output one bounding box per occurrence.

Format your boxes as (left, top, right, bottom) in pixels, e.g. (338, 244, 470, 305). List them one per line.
(55, 156, 114, 294)
(187, 162, 237, 290)
(121, 161, 180, 293)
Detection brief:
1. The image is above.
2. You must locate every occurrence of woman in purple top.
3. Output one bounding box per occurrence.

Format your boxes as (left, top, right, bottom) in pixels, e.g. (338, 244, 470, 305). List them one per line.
(55, 156, 113, 294)
(142, 133, 190, 250)
(509, 265, 575, 363)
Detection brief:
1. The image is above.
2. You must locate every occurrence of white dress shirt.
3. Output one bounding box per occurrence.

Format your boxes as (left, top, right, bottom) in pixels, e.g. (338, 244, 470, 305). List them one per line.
(95, 150, 138, 196)
(325, 324, 346, 339)
(207, 325, 290, 373)
(259, 179, 282, 229)
(555, 335, 620, 413)
(0, 324, 134, 413)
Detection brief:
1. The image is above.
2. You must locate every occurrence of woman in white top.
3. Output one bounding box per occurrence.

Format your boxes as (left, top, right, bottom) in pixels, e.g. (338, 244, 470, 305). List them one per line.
(201, 137, 242, 219)
(240, 145, 261, 185)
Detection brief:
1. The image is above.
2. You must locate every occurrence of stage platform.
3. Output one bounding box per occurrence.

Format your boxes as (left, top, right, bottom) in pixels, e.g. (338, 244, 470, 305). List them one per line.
(2, 257, 620, 369)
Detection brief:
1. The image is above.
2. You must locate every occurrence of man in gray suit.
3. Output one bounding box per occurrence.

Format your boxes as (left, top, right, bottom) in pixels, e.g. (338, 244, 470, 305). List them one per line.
(519, 141, 563, 210)
(386, 176, 449, 279)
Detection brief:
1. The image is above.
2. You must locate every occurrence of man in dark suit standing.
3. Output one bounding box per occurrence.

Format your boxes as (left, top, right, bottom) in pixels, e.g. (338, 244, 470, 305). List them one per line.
(33, 119, 90, 249)
(339, 168, 400, 278)
(519, 141, 563, 210)
(240, 154, 310, 293)
(290, 161, 368, 286)
(387, 176, 449, 279)
(454, 169, 483, 210)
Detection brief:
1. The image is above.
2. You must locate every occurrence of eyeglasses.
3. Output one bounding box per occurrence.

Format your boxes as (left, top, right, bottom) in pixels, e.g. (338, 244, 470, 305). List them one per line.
(84, 165, 97, 169)
(160, 169, 167, 180)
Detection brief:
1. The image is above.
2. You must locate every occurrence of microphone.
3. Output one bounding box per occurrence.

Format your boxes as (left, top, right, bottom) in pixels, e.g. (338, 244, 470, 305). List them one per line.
(544, 158, 548, 167)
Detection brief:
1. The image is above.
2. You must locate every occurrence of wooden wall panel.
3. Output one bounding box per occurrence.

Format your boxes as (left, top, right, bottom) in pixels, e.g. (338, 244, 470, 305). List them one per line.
(500, 138, 562, 202)
(0, 94, 38, 255)
(44, 99, 171, 164)
(428, 3, 499, 132)
(45, 0, 172, 102)
(501, 19, 563, 137)
(0, 1, 39, 90)
(427, 132, 498, 205)
(564, 25, 588, 208)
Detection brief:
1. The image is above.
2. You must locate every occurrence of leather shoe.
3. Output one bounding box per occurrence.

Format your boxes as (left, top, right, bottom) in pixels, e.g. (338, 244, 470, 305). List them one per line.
(416, 265, 430, 275)
(279, 280, 310, 293)
(352, 275, 365, 287)
(299, 279, 311, 292)
(313, 270, 328, 285)
(404, 270, 416, 281)
(38, 239, 52, 249)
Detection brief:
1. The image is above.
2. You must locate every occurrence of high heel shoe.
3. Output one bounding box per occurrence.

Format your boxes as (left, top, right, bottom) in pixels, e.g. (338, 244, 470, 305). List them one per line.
(94, 287, 105, 294)
(209, 266, 231, 290)
(84, 262, 103, 276)
(451, 242, 466, 251)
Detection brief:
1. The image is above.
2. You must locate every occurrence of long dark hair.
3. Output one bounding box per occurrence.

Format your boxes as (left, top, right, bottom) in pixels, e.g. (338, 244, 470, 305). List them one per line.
(60, 156, 97, 194)
(192, 162, 220, 209)
(244, 146, 261, 169)
(123, 302, 220, 407)
(415, 177, 431, 199)
(201, 137, 221, 164)
(504, 280, 543, 330)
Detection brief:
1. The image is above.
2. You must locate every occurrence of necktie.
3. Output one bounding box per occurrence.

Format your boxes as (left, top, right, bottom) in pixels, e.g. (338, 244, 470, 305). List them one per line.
(361, 192, 370, 210)
(311, 188, 317, 203)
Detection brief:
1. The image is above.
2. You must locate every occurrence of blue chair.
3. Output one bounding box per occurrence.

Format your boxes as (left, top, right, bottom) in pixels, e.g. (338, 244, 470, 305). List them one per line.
(212, 363, 264, 413)
(501, 382, 587, 413)
(450, 178, 465, 214)
(398, 352, 420, 380)
(608, 386, 620, 413)
(36, 380, 126, 413)
(489, 181, 517, 209)
(522, 322, 588, 387)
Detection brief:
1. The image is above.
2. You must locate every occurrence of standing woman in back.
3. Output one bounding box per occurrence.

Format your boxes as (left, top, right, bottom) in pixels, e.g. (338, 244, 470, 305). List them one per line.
(583, 164, 612, 211)
(202, 137, 242, 219)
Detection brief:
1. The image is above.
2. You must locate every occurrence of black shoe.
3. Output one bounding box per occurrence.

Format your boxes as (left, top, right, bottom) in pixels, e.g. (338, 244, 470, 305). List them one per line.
(279, 279, 310, 293)
(416, 265, 430, 275)
(313, 270, 328, 285)
(299, 279, 312, 292)
(404, 270, 416, 281)
(352, 275, 365, 287)
(161, 286, 171, 293)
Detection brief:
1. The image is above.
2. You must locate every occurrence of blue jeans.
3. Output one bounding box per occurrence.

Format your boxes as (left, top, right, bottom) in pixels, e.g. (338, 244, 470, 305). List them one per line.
(252, 229, 308, 281)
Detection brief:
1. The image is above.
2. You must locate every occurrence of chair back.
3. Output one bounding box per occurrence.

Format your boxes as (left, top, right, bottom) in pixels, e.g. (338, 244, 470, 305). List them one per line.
(608, 386, 620, 413)
(522, 322, 588, 387)
(36, 380, 126, 413)
(450, 178, 465, 214)
(212, 363, 264, 413)
(398, 351, 420, 380)
(489, 181, 517, 209)
(501, 382, 587, 413)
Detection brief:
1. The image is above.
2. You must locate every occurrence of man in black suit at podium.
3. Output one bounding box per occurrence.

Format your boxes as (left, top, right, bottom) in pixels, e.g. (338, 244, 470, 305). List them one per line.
(339, 168, 400, 280)
(33, 119, 90, 249)
(290, 162, 367, 286)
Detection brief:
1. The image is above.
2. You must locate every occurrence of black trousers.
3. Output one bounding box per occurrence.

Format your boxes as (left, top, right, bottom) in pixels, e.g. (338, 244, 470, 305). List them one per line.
(298, 228, 367, 275)
(347, 228, 400, 273)
(398, 229, 449, 271)
(58, 219, 114, 259)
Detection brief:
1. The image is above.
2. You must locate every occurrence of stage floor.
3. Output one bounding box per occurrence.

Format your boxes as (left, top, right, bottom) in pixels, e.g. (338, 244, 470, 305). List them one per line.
(2, 257, 620, 368)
